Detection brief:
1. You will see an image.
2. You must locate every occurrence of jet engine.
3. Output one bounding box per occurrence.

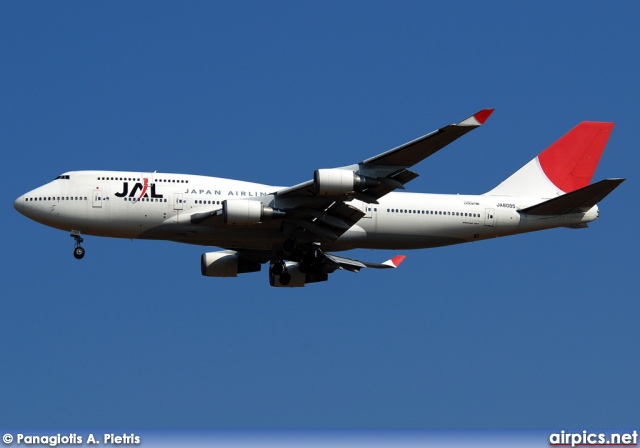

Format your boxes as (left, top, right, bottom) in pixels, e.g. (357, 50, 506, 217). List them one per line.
(201, 251, 261, 277)
(313, 169, 379, 195)
(222, 200, 285, 225)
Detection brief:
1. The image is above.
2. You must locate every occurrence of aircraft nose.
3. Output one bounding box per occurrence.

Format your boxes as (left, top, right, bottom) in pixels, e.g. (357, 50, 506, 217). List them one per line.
(14, 194, 24, 214)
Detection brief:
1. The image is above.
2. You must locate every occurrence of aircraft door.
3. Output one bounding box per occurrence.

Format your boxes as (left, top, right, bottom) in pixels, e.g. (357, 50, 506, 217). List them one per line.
(484, 208, 494, 227)
(174, 193, 183, 210)
(358, 201, 373, 218)
(92, 189, 103, 208)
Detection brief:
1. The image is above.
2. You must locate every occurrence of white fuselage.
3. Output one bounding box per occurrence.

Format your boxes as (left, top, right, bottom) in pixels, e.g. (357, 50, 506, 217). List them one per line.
(14, 170, 599, 252)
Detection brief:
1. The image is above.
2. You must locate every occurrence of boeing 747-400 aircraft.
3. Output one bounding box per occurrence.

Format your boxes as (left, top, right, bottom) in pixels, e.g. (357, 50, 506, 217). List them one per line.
(14, 110, 624, 286)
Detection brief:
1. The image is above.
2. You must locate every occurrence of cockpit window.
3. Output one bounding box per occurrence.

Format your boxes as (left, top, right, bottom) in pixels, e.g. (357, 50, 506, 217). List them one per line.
(54, 175, 70, 180)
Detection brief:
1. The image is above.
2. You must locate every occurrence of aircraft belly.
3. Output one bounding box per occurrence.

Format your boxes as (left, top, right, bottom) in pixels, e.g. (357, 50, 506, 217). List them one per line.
(516, 213, 579, 232)
(348, 212, 472, 250)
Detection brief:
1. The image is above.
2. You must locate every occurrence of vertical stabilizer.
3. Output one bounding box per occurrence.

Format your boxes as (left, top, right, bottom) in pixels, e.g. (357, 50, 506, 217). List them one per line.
(486, 122, 614, 197)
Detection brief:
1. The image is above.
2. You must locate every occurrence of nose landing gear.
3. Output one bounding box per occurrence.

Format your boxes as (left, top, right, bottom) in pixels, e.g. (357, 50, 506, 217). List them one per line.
(70, 230, 85, 259)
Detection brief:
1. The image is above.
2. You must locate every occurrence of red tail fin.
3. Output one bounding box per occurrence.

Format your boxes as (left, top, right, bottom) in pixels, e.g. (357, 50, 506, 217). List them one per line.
(538, 122, 614, 193)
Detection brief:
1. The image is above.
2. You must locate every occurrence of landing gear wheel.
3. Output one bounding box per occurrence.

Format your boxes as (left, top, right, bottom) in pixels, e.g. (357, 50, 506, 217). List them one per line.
(73, 246, 85, 259)
(70, 231, 85, 260)
(271, 261, 286, 276)
(279, 272, 291, 286)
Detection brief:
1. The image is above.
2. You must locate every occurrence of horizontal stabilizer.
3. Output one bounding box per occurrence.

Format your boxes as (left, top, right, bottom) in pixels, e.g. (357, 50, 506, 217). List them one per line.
(519, 178, 625, 215)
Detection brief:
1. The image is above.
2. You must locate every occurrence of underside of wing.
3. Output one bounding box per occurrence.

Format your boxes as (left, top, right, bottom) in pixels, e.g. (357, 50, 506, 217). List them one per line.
(324, 253, 406, 272)
(200, 247, 407, 287)
(285, 201, 366, 241)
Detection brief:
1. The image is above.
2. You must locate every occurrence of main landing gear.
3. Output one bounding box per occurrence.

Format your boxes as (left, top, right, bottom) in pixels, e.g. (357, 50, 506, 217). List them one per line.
(269, 243, 327, 286)
(70, 231, 85, 259)
(270, 259, 291, 285)
(269, 238, 297, 285)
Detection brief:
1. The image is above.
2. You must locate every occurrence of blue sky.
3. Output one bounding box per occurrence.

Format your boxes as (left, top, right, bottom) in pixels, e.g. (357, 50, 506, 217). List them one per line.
(1, 1, 638, 428)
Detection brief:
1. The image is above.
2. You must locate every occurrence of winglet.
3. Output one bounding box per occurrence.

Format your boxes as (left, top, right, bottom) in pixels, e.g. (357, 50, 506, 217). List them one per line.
(458, 109, 495, 127)
(383, 255, 406, 268)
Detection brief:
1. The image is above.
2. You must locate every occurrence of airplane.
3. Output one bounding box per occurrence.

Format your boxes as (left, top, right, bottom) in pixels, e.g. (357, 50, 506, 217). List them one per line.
(14, 109, 624, 287)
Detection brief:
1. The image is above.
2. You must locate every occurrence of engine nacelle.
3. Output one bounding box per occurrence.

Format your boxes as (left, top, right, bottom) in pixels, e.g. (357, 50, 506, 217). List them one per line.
(222, 200, 285, 225)
(313, 169, 379, 195)
(269, 261, 329, 287)
(201, 251, 261, 277)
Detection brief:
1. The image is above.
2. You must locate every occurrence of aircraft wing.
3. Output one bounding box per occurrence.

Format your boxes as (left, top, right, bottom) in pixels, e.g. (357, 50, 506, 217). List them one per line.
(275, 108, 493, 202)
(272, 109, 493, 241)
(229, 249, 406, 275)
(361, 109, 494, 167)
(324, 253, 406, 273)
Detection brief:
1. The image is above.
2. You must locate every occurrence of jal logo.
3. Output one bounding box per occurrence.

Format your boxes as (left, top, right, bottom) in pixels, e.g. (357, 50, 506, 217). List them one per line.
(115, 178, 164, 202)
